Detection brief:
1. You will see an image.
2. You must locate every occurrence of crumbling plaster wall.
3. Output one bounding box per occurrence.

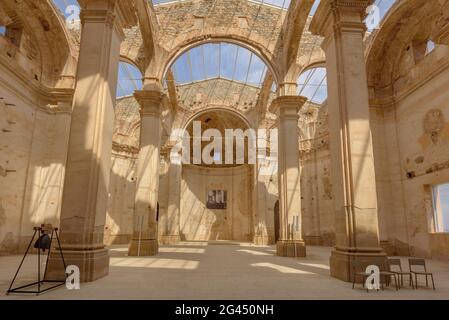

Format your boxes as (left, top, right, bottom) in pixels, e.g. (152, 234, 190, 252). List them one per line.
(0, 70, 70, 255)
(370, 44, 449, 259)
(299, 103, 335, 246)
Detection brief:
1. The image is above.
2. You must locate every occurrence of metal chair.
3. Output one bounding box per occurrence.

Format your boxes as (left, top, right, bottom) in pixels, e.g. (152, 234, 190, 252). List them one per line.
(351, 260, 398, 292)
(408, 258, 436, 290)
(378, 261, 399, 291)
(387, 258, 414, 289)
(351, 260, 371, 292)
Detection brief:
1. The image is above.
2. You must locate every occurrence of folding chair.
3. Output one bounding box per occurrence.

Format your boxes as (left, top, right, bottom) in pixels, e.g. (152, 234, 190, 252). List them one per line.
(351, 260, 371, 292)
(408, 258, 436, 290)
(387, 258, 414, 289)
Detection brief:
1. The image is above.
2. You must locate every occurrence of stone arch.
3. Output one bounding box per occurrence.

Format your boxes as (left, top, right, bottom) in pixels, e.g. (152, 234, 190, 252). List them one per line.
(119, 55, 144, 75)
(366, 0, 445, 96)
(158, 36, 282, 87)
(182, 106, 253, 132)
(0, 0, 77, 88)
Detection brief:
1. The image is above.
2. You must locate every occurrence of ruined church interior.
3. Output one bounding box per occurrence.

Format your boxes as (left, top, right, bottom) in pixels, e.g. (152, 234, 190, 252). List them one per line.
(1, 0, 449, 302)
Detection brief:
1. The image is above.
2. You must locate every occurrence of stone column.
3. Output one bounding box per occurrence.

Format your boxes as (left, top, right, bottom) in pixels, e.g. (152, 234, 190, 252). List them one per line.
(160, 148, 182, 244)
(46, 0, 127, 282)
(128, 90, 163, 256)
(269, 96, 307, 257)
(253, 147, 269, 246)
(310, 0, 386, 282)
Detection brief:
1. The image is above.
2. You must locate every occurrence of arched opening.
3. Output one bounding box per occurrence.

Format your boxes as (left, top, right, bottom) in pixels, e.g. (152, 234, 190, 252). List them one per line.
(274, 200, 280, 242)
(179, 109, 255, 242)
(116, 61, 143, 98)
(296, 66, 327, 105)
(163, 40, 279, 91)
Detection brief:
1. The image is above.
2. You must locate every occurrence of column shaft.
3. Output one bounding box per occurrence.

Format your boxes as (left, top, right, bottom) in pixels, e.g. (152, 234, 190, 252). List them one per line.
(310, 0, 386, 282)
(128, 90, 163, 256)
(161, 157, 181, 244)
(270, 96, 307, 257)
(46, 0, 125, 282)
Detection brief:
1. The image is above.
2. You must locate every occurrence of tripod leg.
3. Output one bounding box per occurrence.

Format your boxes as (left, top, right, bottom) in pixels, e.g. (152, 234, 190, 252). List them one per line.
(43, 230, 55, 281)
(6, 229, 37, 294)
(37, 233, 41, 295)
(55, 229, 68, 279)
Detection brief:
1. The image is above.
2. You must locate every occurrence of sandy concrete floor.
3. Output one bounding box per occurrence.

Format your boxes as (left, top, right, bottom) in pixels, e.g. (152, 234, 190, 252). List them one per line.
(1, 242, 448, 300)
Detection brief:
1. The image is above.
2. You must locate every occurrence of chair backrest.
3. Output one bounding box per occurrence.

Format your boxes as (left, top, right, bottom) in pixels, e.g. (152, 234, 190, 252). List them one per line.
(387, 258, 403, 272)
(409, 258, 427, 272)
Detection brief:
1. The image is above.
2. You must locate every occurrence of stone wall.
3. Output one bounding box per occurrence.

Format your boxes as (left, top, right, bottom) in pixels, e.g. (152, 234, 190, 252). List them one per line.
(371, 44, 449, 258)
(180, 164, 253, 241)
(0, 69, 70, 254)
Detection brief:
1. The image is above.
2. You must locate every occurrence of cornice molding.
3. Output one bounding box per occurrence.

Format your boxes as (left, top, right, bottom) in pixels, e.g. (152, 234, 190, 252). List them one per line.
(0, 53, 74, 114)
(310, 0, 371, 37)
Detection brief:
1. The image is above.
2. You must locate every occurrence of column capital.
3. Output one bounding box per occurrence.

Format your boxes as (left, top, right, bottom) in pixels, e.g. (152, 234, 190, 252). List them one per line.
(134, 90, 164, 117)
(269, 95, 307, 117)
(310, 0, 371, 37)
(79, 0, 137, 40)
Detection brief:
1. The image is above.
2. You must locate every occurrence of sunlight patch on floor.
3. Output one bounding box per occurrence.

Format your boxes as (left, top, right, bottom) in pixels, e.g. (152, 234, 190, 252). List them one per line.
(237, 249, 273, 256)
(297, 263, 330, 270)
(159, 247, 206, 254)
(110, 257, 199, 270)
(251, 263, 315, 274)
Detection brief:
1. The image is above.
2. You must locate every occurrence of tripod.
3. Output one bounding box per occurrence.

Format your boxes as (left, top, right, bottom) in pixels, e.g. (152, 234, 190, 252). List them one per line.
(6, 225, 68, 296)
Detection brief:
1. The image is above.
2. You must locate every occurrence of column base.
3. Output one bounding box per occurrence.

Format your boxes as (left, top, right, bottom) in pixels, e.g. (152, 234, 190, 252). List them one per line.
(276, 240, 306, 257)
(160, 235, 181, 245)
(128, 239, 158, 256)
(45, 248, 109, 283)
(330, 247, 387, 282)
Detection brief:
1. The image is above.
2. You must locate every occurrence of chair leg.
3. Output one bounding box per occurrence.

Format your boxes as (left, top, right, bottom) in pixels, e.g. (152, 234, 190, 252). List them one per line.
(410, 274, 414, 289)
(426, 275, 429, 288)
(415, 274, 418, 289)
(431, 274, 435, 290)
(394, 275, 399, 291)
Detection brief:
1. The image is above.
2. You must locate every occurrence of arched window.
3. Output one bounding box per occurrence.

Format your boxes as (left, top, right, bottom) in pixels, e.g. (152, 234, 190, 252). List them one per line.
(116, 62, 143, 98)
(169, 42, 271, 89)
(296, 67, 327, 105)
(52, 0, 80, 29)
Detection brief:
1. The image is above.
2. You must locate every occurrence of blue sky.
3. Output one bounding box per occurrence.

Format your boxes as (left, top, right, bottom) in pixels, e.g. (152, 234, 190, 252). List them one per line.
(297, 67, 327, 104)
(116, 63, 143, 98)
(52, 0, 80, 17)
(171, 42, 268, 88)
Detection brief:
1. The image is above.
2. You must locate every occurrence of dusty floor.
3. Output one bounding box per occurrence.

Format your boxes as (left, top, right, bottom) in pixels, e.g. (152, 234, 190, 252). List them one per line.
(1, 242, 448, 300)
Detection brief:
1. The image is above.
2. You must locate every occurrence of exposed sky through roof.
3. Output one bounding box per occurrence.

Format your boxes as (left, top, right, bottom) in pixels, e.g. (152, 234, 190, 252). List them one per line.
(297, 67, 327, 104)
(170, 42, 270, 88)
(52, 0, 80, 17)
(117, 62, 143, 98)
